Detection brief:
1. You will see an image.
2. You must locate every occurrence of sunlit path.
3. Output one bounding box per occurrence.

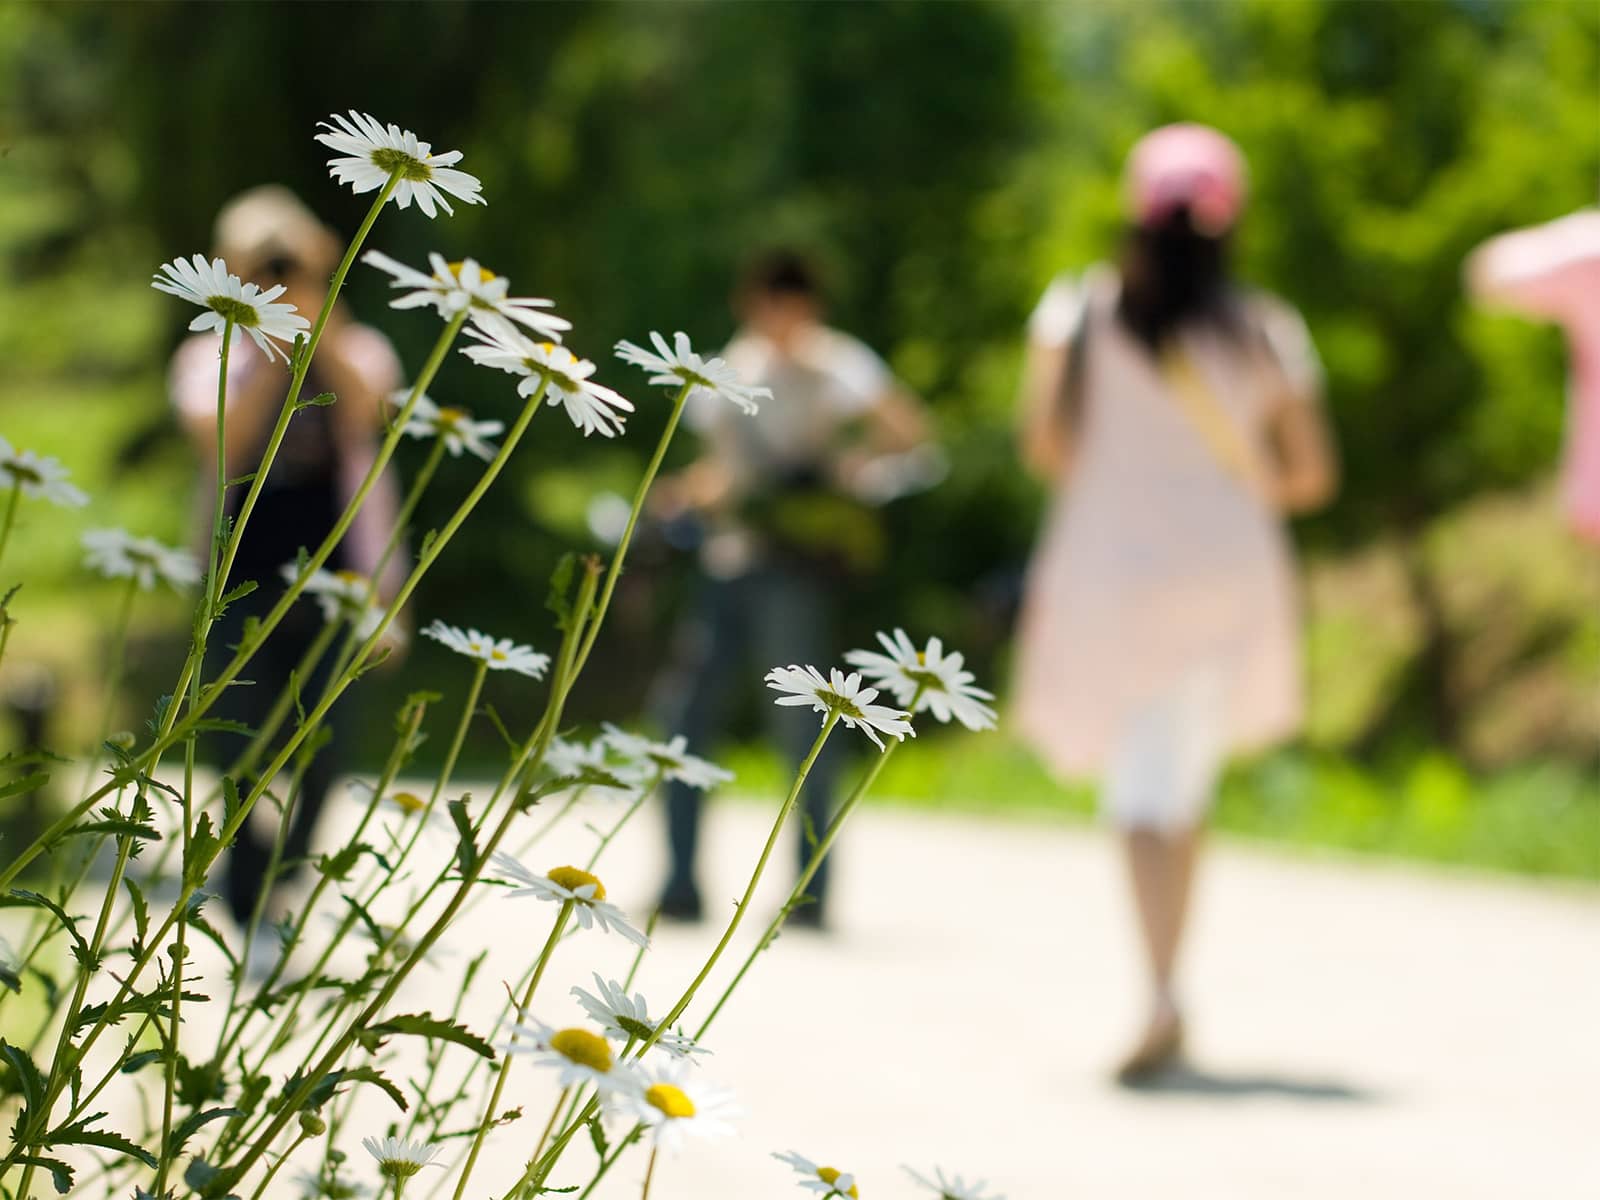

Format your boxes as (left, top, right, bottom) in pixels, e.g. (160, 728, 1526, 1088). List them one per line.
(257, 789, 1600, 1199)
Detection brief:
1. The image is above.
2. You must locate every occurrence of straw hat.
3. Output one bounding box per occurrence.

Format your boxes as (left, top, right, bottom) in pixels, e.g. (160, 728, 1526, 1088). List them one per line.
(213, 184, 341, 276)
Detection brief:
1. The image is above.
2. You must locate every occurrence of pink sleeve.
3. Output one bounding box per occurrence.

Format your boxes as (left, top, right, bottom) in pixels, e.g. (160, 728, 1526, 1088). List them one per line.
(168, 333, 271, 418)
(1469, 213, 1600, 323)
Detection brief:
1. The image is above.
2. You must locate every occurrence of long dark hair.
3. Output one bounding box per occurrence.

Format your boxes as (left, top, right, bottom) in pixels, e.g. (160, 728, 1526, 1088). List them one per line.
(1115, 205, 1241, 352)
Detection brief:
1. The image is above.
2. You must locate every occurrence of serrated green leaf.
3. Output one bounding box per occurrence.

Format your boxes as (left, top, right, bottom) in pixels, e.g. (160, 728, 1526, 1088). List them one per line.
(164, 1106, 241, 1159)
(586, 1111, 609, 1158)
(546, 552, 577, 630)
(45, 1112, 157, 1167)
(287, 1065, 407, 1113)
(12, 1153, 72, 1194)
(1, 1039, 45, 1116)
(0, 771, 49, 802)
(356, 1012, 494, 1060)
(6, 891, 90, 967)
(120, 1049, 166, 1075)
(316, 841, 369, 883)
(221, 775, 242, 826)
(295, 391, 338, 410)
(70, 817, 161, 842)
(447, 799, 478, 876)
(184, 813, 222, 889)
(124, 876, 149, 948)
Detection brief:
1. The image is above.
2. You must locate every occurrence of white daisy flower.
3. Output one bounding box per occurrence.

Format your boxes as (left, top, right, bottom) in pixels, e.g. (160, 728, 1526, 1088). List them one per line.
(360, 1135, 443, 1184)
(0, 439, 89, 509)
(599, 725, 733, 792)
(609, 1061, 740, 1153)
(571, 973, 709, 1060)
(775, 1151, 860, 1198)
(490, 853, 648, 946)
(536, 734, 643, 798)
(422, 619, 549, 678)
(392, 392, 504, 461)
(285, 565, 385, 639)
(764, 664, 915, 751)
(315, 110, 484, 218)
(81, 528, 200, 591)
(461, 324, 634, 438)
(904, 1166, 1006, 1200)
(152, 254, 310, 364)
(844, 629, 997, 732)
(614, 330, 770, 415)
(362, 250, 569, 340)
(504, 1017, 636, 1095)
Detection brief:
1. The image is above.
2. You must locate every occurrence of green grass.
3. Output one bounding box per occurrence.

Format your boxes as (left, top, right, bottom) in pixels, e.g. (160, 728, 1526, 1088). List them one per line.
(718, 732, 1600, 881)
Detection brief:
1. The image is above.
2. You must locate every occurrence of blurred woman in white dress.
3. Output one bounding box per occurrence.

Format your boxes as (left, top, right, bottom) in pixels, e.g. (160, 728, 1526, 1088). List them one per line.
(1014, 125, 1337, 1080)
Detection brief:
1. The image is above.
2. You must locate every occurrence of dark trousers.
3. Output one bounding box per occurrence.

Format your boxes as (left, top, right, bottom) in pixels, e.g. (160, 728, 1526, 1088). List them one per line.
(653, 563, 845, 910)
(211, 598, 344, 928)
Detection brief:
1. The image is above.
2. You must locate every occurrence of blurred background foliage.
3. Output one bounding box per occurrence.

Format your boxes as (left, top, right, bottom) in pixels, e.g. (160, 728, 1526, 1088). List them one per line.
(0, 0, 1595, 875)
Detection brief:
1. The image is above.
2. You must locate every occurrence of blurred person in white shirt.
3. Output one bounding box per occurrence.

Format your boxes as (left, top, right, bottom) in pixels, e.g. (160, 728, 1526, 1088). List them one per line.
(648, 250, 929, 927)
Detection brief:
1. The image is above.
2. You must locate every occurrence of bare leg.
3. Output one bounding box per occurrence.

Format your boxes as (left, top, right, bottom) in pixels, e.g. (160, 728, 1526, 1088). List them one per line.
(1117, 826, 1201, 1079)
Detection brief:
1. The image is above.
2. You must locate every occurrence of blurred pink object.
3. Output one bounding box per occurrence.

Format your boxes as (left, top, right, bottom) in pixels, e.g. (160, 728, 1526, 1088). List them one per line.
(1125, 123, 1247, 235)
(1469, 210, 1600, 543)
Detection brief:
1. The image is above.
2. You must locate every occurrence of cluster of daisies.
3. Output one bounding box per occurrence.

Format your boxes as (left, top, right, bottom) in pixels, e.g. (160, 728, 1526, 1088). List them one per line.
(767, 626, 998, 749)
(58, 109, 1012, 1198)
(153, 111, 771, 460)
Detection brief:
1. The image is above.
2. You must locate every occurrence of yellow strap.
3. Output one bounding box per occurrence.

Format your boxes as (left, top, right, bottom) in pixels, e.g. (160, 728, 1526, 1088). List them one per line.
(1159, 344, 1269, 499)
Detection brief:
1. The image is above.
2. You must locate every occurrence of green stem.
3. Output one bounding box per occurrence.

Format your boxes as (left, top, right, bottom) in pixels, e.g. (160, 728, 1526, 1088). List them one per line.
(207, 174, 399, 615)
(449, 900, 573, 1200)
(154, 307, 236, 1197)
(696, 734, 904, 1040)
(75, 575, 140, 799)
(640, 1146, 658, 1200)
(524, 715, 840, 1191)
(0, 180, 402, 898)
(244, 1129, 309, 1200)
(429, 660, 487, 816)
(220, 560, 598, 1187)
(12, 317, 508, 1153)
(571, 1126, 642, 1200)
(570, 381, 692, 678)
(374, 433, 448, 590)
(208, 695, 428, 1106)
(0, 479, 21, 572)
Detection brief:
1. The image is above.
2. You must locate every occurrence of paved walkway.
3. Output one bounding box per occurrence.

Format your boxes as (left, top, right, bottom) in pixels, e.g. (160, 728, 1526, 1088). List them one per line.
(40, 789, 1598, 1198)
(298, 793, 1600, 1200)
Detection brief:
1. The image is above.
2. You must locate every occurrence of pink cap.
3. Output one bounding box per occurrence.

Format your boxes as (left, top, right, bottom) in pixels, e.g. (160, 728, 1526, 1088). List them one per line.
(1125, 123, 1247, 236)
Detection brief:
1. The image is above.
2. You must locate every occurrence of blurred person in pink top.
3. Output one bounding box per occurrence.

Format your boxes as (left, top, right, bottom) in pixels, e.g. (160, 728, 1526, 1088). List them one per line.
(1014, 125, 1337, 1081)
(168, 186, 405, 943)
(1468, 210, 1600, 543)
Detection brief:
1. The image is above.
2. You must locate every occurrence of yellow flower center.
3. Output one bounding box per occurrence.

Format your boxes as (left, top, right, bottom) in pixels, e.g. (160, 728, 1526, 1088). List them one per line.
(490, 648, 508, 662)
(548, 1027, 613, 1073)
(546, 865, 605, 901)
(390, 791, 425, 814)
(817, 1167, 858, 1198)
(437, 406, 469, 428)
(335, 569, 364, 586)
(447, 259, 499, 284)
(644, 1083, 696, 1119)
